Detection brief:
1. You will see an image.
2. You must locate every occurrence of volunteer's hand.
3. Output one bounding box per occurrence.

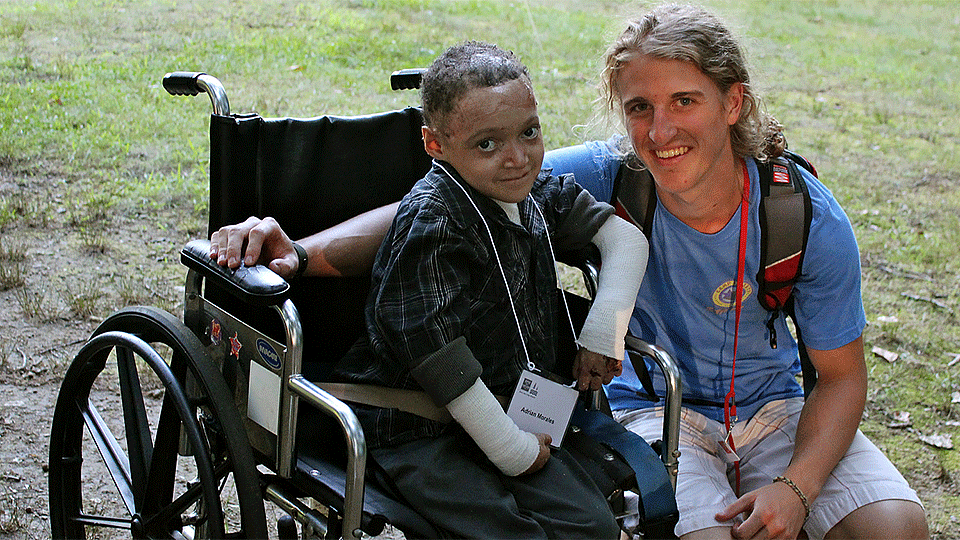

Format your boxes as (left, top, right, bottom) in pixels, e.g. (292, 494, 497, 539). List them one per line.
(209, 216, 300, 278)
(716, 481, 807, 539)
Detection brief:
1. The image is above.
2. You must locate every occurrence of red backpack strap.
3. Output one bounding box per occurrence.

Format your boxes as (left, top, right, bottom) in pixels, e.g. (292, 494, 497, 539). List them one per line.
(757, 157, 810, 311)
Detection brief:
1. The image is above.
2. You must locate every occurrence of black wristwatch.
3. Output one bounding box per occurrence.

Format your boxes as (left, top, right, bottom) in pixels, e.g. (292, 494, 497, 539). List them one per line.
(292, 242, 308, 279)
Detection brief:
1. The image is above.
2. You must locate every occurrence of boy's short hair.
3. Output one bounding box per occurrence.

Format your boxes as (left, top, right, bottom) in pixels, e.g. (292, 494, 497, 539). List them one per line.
(421, 41, 530, 135)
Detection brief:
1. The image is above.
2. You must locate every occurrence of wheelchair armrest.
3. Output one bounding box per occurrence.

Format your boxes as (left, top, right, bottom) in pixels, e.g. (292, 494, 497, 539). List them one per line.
(624, 335, 682, 488)
(288, 374, 368, 539)
(180, 239, 291, 306)
(557, 243, 601, 299)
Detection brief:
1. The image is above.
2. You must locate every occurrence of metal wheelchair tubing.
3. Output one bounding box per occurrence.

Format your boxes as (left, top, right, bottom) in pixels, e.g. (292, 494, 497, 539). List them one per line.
(288, 374, 368, 540)
(264, 483, 329, 537)
(578, 257, 680, 487)
(624, 334, 682, 489)
(185, 266, 367, 539)
(274, 298, 303, 479)
(196, 73, 230, 116)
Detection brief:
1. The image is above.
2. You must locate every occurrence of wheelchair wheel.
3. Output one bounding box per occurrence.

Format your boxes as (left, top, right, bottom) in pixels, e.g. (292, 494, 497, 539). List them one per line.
(48, 306, 269, 539)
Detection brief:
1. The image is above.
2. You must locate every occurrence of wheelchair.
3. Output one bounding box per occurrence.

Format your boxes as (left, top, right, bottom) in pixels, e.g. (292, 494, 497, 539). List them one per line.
(47, 70, 683, 539)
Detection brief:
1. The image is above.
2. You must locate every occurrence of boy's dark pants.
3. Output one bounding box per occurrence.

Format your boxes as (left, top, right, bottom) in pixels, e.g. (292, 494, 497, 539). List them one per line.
(371, 427, 621, 539)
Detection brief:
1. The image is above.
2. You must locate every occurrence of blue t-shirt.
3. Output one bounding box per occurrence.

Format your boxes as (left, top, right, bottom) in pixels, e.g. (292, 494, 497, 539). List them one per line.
(543, 139, 866, 423)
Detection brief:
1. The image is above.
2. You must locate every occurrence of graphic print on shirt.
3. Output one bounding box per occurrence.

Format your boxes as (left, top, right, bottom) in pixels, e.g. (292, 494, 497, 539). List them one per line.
(710, 279, 753, 315)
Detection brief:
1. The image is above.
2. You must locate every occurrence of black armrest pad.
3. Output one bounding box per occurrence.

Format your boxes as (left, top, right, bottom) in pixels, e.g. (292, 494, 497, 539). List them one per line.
(180, 239, 290, 306)
(557, 243, 601, 272)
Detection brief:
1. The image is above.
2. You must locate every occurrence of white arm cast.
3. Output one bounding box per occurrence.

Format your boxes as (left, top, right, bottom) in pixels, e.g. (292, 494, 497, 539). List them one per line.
(576, 215, 648, 360)
(446, 378, 540, 476)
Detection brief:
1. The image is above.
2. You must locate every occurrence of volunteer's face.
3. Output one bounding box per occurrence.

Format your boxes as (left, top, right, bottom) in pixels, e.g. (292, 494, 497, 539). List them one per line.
(423, 77, 544, 204)
(617, 55, 743, 199)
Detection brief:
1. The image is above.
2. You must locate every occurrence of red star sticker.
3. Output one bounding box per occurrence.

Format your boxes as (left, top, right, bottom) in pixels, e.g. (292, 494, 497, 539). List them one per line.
(229, 332, 242, 359)
(210, 319, 222, 345)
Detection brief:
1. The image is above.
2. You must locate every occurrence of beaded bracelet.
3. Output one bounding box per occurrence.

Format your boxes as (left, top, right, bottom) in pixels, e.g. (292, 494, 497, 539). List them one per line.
(773, 475, 811, 523)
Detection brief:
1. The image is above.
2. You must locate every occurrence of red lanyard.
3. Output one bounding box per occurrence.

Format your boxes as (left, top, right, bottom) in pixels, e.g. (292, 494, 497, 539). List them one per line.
(724, 160, 750, 494)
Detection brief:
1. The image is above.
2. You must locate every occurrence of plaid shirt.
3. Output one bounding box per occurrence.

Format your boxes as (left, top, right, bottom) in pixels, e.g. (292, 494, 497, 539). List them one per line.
(337, 161, 613, 448)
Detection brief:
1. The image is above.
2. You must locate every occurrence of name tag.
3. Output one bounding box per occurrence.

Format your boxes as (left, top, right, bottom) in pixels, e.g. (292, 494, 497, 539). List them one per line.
(507, 370, 578, 447)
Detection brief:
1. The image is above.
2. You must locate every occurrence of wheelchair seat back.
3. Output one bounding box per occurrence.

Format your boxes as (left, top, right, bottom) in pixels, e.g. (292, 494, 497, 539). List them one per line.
(206, 107, 432, 368)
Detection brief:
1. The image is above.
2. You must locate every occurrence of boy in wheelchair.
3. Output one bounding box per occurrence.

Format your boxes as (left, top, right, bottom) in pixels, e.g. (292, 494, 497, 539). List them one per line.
(211, 41, 648, 538)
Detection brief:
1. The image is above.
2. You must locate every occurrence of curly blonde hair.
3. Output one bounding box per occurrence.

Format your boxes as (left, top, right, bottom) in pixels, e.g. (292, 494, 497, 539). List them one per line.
(600, 4, 785, 161)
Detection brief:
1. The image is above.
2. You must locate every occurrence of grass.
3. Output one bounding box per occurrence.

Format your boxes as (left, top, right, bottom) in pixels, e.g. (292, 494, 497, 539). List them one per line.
(58, 275, 106, 318)
(14, 280, 60, 322)
(1, 0, 959, 536)
(0, 237, 27, 290)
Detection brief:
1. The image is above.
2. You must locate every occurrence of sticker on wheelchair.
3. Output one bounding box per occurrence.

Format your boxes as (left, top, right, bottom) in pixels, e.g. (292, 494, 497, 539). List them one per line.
(507, 369, 578, 447)
(209, 318, 222, 345)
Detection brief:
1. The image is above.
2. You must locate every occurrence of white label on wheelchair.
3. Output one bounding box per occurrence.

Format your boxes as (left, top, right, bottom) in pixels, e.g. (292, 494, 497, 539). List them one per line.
(507, 369, 578, 447)
(248, 360, 282, 435)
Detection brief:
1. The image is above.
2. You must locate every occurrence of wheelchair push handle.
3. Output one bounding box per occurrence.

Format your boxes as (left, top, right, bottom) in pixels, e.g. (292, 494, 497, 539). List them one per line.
(390, 68, 425, 91)
(162, 71, 231, 116)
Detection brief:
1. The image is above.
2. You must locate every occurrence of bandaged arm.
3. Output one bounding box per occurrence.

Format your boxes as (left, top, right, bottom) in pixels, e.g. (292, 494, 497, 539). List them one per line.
(411, 337, 540, 477)
(447, 379, 540, 476)
(576, 215, 648, 360)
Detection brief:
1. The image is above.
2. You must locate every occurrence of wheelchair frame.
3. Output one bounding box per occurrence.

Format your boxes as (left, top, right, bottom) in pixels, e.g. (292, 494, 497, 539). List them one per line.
(47, 71, 682, 540)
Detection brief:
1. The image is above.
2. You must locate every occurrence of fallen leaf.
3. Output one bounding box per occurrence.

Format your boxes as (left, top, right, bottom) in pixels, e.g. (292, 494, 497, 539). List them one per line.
(872, 346, 899, 363)
(888, 411, 912, 429)
(919, 433, 954, 450)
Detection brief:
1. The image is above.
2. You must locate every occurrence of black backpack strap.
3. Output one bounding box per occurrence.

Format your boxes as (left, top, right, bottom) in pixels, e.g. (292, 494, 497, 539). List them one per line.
(611, 163, 662, 402)
(756, 154, 813, 340)
(786, 297, 819, 397)
(756, 151, 817, 395)
(612, 162, 657, 237)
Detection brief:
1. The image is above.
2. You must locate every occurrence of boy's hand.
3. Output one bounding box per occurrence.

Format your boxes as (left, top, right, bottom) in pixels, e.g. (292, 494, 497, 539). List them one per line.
(521, 433, 552, 475)
(209, 216, 299, 278)
(572, 348, 623, 391)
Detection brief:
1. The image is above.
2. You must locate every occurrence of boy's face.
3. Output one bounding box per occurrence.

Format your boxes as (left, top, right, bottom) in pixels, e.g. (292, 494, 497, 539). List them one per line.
(423, 77, 544, 204)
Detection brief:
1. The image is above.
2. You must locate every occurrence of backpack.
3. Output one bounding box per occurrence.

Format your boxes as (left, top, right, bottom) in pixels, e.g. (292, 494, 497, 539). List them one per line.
(612, 151, 819, 396)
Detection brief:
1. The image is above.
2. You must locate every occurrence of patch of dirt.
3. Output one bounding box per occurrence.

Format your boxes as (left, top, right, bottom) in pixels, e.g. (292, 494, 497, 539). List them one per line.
(0, 172, 196, 538)
(0, 384, 56, 539)
(0, 173, 408, 539)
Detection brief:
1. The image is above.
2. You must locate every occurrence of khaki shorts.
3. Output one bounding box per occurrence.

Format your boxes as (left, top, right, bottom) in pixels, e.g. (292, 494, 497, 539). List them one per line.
(615, 398, 921, 539)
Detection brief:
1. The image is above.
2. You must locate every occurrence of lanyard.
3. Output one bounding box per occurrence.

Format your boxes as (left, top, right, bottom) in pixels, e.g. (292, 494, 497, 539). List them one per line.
(724, 160, 750, 495)
(436, 162, 578, 374)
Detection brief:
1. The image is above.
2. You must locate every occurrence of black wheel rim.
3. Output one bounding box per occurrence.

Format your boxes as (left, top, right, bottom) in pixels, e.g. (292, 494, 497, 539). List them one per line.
(49, 306, 267, 539)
